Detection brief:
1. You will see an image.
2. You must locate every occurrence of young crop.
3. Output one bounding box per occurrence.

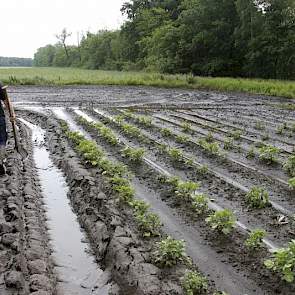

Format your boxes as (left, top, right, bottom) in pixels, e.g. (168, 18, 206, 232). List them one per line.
(230, 129, 242, 140)
(288, 177, 295, 190)
(175, 181, 200, 200)
(198, 139, 220, 156)
(181, 121, 192, 133)
(182, 271, 208, 295)
(165, 176, 181, 187)
(134, 212, 162, 237)
(205, 132, 214, 143)
(176, 134, 189, 144)
(258, 145, 279, 164)
(137, 115, 152, 127)
(283, 155, 295, 177)
(161, 128, 172, 137)
(223, 137, 234, 150)
(191, 194, 209, 215)
(168, 148, 184, 162)
(244, 229, 266, 250)
(129, 199, 150, 214)
(121, 123, 142, 138)
(196, 164, 209, 175)
(205, 209, 236, 235)
(77, 140, 104, 166)
(246, 187, 270, 209)
(154, 236, 190, 267)
(121, 146, 145, 162)
(96, 125, 119, 145)
(264, 240, 295, 282)
(114, 184, 135, 203)
(114, 115, 124, 124)
(246, 146, 256, 159)
(276, 125, 285, 135)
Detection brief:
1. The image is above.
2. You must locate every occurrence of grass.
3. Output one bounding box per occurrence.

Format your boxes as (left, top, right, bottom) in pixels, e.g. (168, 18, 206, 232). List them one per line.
(0, 67, 294, 99)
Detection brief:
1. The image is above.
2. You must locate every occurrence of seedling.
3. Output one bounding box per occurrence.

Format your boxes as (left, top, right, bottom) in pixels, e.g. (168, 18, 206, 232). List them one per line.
(129, 199, 150, 214)
(154, 236, 190, 267)
(223, 137, 234, 150)
(121, 147, 145, 162)
(283, 155, 295, 177)
(276, 125, 285, 135)
(115, 184, 135, 203)
(196, 164, 209, 175)
(168, 148, 184, 162)
(137, 116, 152, 127)
(205, 132, 214, 143)
(161, 128, 172, 137)
(121, 123, 141, 138)
(258, 145, 279, 164)
(97, 126, 119, 145)
(176, 134, 189, 144)
(246, 146, 255, 159)
(288, 177, 295, 190)
(230, 130, 242, 140)
(205, 209, 236, 235)
(165, 176, 181, 187)
(134, 212, 162, 237)
(246, 187, 270, 209)
(182, 271, 208, 295)
(181, 122, 192, 133)
(114, 115, 124, 124)
(264, 240, 295, 282)
(198, 139, 220, 156)
(245, 229, 266, 250)
(191, 194, 209, 215)
(175, 181, 200, 200)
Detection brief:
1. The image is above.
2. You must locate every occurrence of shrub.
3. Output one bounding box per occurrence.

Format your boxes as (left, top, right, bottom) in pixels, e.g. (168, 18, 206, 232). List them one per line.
(182, 271, 208, 295)
(245, 229, 266, 250)
(175, 181, 200, 200)
(191, 194, 209, 215)
(246, 187, 269, 209)
(283, 155, 295, 177)
(264, 240, 295, 282)
(258, 145, 279, 164)
(288, 177, 295, 190)
(205, 209, 236, 235)
(121, 147, 145, 162)
(154, 236, 190, 267)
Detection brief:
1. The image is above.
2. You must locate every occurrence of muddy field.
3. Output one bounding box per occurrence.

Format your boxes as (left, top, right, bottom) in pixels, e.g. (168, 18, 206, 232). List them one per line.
(1, 85, 295, 295)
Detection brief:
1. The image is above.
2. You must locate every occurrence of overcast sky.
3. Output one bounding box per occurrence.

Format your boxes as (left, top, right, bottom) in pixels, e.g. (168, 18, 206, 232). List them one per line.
(0, 0, 125, 58)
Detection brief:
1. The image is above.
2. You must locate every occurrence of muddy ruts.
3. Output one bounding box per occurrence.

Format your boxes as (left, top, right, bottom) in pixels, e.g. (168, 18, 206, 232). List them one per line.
(0, 123, 56, 294)
(25, 111, 184, 295)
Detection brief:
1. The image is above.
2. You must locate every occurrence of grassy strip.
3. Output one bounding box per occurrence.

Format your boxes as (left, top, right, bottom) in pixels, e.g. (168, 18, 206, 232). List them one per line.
(0, 67, 294, 98)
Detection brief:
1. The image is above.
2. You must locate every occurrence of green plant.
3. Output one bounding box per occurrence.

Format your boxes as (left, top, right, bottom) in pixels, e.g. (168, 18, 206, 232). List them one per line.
(134, 212, 162, 237)
(264, 240, 295, 282)
(276, 125, 285, 135)
(205, 132, 214, 143)
(198, 139, 220, 156)
(246, 146, 255, 159)
(129, 199, 150, 214)
(121, 123, 141, 138)
(154, 236, 190, 267)
(196, 164, 209, 175)
(121, 147, 145, 162)
(288, 177, 295, 189)
(137, 115, 152, 127)
(165, 176, 181, 187)
(246, 187, 269, 208)
(255, 121, 265, 130)
(245, 229, 266, 250)
(175, 181, 200, 199)
(97, 125, 119, 145)
(77, 140, 104, 166)
(114, 184, 135, 203)
(205, 209, 236, 235)
(283, 155, 295, 177)
(182, 271, 208, 295)
(168, 148, 184, 162)
(176, 134, 189, 144)
(161, 128, 172, 137)
(191, 194, 209, 215)
(181, 121, 192, 133)
(230, 129, 242, 140)
(258, 145, 279, 164)
(224, 137, 234, 150)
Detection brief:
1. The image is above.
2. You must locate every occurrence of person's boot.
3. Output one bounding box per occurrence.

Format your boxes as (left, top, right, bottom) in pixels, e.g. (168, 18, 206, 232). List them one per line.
(0, 163, 6, 176)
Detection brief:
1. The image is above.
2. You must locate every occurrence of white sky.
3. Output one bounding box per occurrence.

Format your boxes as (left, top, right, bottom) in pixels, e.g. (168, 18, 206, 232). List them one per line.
(0, 0, 126, 58)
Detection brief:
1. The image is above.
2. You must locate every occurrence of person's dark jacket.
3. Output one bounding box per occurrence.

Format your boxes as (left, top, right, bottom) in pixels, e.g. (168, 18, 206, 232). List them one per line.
(0, 83, 5, 117)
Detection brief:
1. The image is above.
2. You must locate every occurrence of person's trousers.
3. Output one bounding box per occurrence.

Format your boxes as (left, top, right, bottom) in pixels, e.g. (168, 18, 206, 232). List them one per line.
(0, 117, 7, 165)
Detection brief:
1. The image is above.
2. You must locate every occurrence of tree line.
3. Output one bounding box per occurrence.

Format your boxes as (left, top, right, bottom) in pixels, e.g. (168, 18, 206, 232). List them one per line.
(34, 0, 295, 80)
(0, 56, 33, 67)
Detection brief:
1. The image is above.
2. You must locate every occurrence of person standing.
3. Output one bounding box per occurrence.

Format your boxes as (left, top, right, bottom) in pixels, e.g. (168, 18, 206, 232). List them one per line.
(0, 82, 8, 175)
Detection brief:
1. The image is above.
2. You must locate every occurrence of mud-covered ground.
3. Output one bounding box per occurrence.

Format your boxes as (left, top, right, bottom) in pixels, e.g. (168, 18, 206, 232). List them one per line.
(1, 85, 294, 294)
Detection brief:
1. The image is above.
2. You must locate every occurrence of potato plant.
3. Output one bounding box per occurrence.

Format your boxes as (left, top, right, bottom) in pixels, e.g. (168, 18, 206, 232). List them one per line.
(137, 115, 152, 127)
(161, 127, 172, 137)
(121, 146, 145, 162)
(258, 145, 279, 164)
(223, 137, 234, 150)
(246, 187, 269, 209)
(134, 211, 162, 237)
(191, 194, 209, 215)
(175, 181, 200, 200)
(198, 139, 220, 156)
(246, 146, 255, 159)
(288, 177, 295, 190)
(244, 229, 266, 250)
(182, 271, 208, 295)
(168, 148, 184, 162)
(283, 155, 295, 177)
(230, 129, 242, 140)
(121, 123, 142, 138)
(205, 209, 236, 235)
(181, 121, 192, 133)
(264, 240, 295, 282)
(176, 134, 189, 144)
(154, 236, 190, 267)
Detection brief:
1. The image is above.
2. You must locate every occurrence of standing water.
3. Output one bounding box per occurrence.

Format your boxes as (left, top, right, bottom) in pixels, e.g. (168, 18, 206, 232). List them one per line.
(19, 118, 110, 295)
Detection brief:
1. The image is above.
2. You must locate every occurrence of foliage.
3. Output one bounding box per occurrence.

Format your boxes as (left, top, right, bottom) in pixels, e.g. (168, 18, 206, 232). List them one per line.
(245, 229, 266, 250)
(198, 139, 220, 156)
(182, 271, 208, 295)
(230, 130, 242, 140)
(137, 115, 153, 127)
(196, 164, 209, 175)
(283, 155, 295, 177)
(191, 194, 209, 215)
(264, 240, 295, 283)
(121, 147, 145, 162)
(168, 148, 184, 162)
(246, 146, 255, 159)
(246, 187, 270, 209)
(134, 211, 162, 237)
(176, 134, 189, 144)
(181, 122, 192, 133)
(205, 132, 214, 143)
(121, 123, 142, 138)
(254, 121, 265, 130)
(175, 181, 200, 200)
(288, 177, 295, 190)
(224, 137, 234, 150)
(161, 128, 172, 137)
(154, 236, 190, 267)
(258, 145, 280, 164)
(205, 209, 236, 235)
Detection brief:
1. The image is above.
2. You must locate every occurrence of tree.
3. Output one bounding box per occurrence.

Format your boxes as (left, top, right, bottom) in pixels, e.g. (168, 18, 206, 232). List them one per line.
(56, 28, 72, 59)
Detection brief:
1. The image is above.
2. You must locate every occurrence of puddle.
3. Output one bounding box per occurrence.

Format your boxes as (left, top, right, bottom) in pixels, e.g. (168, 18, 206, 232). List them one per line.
(19, 118, 110, 295)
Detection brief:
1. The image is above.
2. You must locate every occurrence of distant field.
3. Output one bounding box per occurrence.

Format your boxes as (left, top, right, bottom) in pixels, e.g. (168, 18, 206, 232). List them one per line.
(0, 67, 294, 99)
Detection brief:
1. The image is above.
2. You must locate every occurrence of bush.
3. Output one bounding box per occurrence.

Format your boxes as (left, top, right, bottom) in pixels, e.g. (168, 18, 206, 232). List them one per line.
(246, 187, 269, 209)
(154, 236, 190, 267)
(205, 209, 236, 235)
(264, 240, 295, 282)
(244, 229, 266, 250)
(182, 271, 208, 295)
